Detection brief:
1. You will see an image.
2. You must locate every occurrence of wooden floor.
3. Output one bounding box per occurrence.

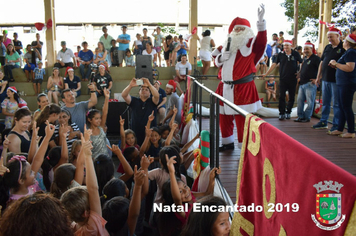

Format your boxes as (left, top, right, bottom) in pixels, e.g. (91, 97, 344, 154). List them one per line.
(200, 116, 356, 203)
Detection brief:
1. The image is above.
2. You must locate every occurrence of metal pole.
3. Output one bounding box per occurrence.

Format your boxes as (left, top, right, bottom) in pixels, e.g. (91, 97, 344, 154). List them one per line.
(210, 94, 215, 168)
(215, 97, 220, 168)
(199, 85, 202, 133)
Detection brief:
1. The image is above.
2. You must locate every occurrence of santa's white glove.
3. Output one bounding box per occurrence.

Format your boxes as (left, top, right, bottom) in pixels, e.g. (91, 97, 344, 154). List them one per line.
(258, 4, 265, 22)
(220, 51, 231, 62)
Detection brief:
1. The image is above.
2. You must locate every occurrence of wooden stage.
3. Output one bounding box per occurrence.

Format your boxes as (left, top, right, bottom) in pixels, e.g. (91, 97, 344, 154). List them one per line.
(201, 117, 356, 203)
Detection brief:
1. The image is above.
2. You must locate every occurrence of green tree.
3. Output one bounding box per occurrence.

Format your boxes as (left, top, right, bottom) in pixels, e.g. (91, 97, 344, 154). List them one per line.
(281, 0, 356, 40)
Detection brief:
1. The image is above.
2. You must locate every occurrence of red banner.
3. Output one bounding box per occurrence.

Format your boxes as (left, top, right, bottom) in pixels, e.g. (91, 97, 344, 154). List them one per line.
(231, 114, 356, 235)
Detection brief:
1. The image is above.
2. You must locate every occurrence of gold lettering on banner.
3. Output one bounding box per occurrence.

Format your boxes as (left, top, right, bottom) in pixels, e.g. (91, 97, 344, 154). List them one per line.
(247, 116, 265, 156)
(344, 201, 356, 236)
(263, 158, 276, 219)
(230, 212, 254, 236)
(279, 225, 287, 236)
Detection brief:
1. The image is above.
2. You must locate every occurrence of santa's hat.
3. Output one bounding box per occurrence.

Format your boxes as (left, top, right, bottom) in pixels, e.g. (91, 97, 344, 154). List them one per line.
(166, 80, 176, 92)
(228, 17, 251, 34)
(65, 66, 74, 76)
(346, 34, 356, 44)
(283, 40, 293, 46)
(304, 42, 317, 54)
(154, 80, 161, 86)
(327, 28, 342, 37)
(8, 86, 17, 93)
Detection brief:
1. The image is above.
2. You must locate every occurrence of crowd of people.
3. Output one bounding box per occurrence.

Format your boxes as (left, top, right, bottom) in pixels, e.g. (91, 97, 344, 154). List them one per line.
(0, 19, 355, 235)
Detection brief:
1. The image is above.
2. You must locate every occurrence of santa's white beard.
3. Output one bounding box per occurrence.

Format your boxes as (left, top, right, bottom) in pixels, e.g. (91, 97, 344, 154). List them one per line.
(224, 28, 255, 53)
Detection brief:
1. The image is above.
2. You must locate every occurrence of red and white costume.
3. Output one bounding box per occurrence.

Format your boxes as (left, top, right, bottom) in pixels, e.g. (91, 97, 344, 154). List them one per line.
(215, 17, 267, 146)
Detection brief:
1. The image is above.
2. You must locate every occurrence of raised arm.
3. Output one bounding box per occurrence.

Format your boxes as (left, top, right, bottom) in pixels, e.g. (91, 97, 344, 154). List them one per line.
(143, 78, 159, 105)
(100, 88, 110, 129)
(166, 155, 185, 218)
(193, 167, 221, 198)
(122, 78, 138, 105)
(127, 166, 146, 236)
(107, 144, 134, 182)
(81, 129, 102, 216)
(31, 121, 55, 174)
(181, 133, 200, 154)
(139, 126, 152, 156)
(55, 124, 69, 170)
(119, 116, 126, 150)
(27, 121, 39, 164)
(165, 122, 178, 146)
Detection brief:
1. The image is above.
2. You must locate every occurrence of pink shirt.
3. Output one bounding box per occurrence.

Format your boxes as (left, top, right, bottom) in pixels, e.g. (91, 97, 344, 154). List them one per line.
(74, 211, 109, 236)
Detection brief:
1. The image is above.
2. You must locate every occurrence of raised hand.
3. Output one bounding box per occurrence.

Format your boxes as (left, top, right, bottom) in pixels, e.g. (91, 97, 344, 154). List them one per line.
(45, 120, 55, 137)
(142, 78, 150, 86)
(107, 144, 120, 155)
(165, 154, 177, 174)
(172, 122, 178, 130)
(258, 4, 265, 22)
(134, 165, 146, 187)
(0, 156, 10, 176)
(209, 167, 221, 182)
(104, 87, 110, 98)
(2, 135, 10, 150)
(119, 116, 125, 126)
(83, 124, 92, 141)
(148, 111, 155, 122)
(129, 78, 138, 87)
(140, 154, 152, 171)
(173, 105, 178, 114)
(81, 135, 93, 157)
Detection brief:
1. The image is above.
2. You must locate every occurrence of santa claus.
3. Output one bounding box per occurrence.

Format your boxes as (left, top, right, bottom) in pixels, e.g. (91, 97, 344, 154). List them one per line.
(215, 4, 266, 151)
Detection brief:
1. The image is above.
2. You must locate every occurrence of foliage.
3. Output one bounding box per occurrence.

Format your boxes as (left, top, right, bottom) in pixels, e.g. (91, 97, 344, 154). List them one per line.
(281, 0, 356, 41)
(158, 23, 178, 36)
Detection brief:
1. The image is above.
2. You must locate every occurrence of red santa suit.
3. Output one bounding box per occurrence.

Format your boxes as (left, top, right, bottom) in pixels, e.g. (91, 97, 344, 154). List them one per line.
(215, 17, 266, 146)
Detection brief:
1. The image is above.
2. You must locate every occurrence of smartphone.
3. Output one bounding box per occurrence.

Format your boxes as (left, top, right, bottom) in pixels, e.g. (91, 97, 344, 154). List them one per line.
(136, 79, 143, 86)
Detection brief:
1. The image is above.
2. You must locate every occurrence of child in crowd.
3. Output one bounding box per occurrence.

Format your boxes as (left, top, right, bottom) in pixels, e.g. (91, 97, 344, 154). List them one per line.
(0, 121, 55, 210)
(33, 61, 45, 95)
(265, 77, 277, 107)
(100, 178, 129, 205)
(61, 131, 110, 236)
(102, 160, 149, 236)
(133, 33, 143, 55)
(125, 49, 135, 67)
(110, 39, 119, 67)
(157, 155, 220, 235)
(86, 88, 109, 159)
(94, 144, 133, 195)
(119, 115, 140, 151)
(0, 192, 74, 236)
(181, 196, 231, 236)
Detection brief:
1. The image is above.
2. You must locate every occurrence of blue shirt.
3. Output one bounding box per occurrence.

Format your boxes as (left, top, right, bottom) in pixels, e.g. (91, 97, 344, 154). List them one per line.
(118, 34, 131, 51)
(34, 68, 46, 80)
(78, 50, 94, 62)
(336, 48, 356, 85)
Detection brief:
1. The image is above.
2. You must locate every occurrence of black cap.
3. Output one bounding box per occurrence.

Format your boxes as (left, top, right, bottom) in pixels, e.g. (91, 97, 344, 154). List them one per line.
(122, 25, 127, 28)
(179, 35, 183, 38)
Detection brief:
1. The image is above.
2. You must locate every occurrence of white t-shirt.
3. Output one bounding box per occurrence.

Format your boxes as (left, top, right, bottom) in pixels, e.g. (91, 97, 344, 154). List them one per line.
(57, 48, 75, 63)
(175, 61, 192, 75)
(135, 39, 142, 46)
(142, 49, 157, 60)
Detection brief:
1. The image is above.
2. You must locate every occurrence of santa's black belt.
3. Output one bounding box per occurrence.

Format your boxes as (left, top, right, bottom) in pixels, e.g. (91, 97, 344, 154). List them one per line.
(223, 74, 254, 88)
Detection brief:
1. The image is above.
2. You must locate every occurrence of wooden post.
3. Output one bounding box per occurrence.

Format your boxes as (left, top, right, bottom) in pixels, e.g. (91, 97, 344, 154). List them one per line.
(318, 0, 333, 52)
(293, 0, 298, 47)
(189, 0, 198, 65)
(44, 0, 56, 67)
(317, 0, 324, 52)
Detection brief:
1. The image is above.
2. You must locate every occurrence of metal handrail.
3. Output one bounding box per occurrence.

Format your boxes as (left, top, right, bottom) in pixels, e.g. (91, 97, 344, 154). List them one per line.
(189, 75, 253, 219)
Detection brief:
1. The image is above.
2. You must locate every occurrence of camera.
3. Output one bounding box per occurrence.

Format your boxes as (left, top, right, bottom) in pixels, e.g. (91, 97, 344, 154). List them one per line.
(136, 79, 143, 86)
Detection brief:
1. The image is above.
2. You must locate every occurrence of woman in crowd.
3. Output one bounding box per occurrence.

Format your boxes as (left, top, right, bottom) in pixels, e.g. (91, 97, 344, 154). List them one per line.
(197, 30, 215, 76)
(4, 44, 20, 82)
(23, 44, 42, 82)
(0, 69, 10, 103)
(54, 109, 81, 153)
(36, 104, 61, 147)
(1, 86, 27, 129)
(47, 67, 64, 104)
(329, 33, 356, 138)
(33, 93, 49, 121)
(93, 42, 109, 69)
(142, 42, 157, 67)
(163, 35, 173, 67)
(7, 108, 32, 155)
(64, 67, 81, 97)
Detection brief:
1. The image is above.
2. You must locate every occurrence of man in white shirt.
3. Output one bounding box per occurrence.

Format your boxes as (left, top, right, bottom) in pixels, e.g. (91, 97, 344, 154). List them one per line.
(54, 41, 77, 68)
(174, 54, 191, 82)
(269, 33, 280, 63)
